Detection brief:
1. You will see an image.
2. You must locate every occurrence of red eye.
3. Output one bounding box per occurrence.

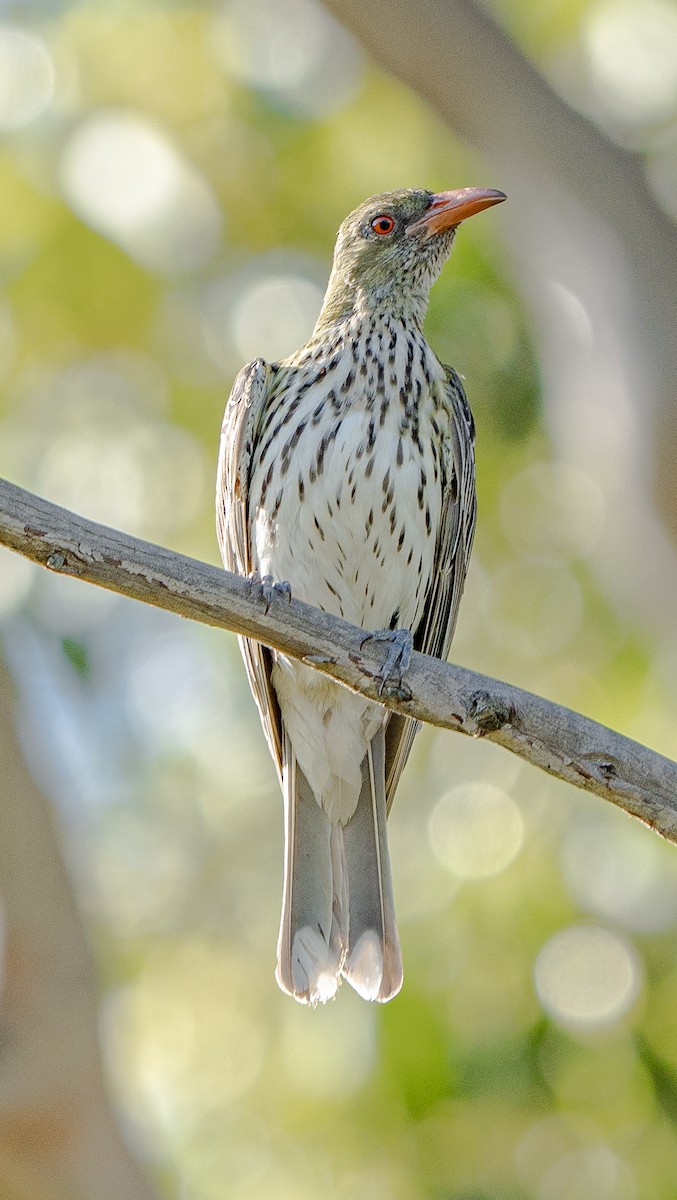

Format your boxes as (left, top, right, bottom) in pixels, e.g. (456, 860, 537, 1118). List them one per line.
(371, 214, 395, 236)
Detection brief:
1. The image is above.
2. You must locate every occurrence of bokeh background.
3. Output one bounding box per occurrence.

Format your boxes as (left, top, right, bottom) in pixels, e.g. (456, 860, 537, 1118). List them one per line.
(1, 1, 677, 1198)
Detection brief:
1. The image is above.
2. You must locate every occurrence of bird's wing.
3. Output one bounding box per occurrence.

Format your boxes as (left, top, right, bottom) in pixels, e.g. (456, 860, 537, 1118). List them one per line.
(216, 358, 284, 785)
(384, 366, 477, 811)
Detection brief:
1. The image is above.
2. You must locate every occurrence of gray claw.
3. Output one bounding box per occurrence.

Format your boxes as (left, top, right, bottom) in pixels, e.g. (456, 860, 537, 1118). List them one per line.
(273, 579, 292, 603)
(361, 628, 413, 699)
(248, 571, 292, 613)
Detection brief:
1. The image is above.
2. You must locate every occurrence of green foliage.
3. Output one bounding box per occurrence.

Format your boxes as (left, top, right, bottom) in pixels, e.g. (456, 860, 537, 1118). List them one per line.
(380, 989, 456, 1118)
(62, 635, 91, 677)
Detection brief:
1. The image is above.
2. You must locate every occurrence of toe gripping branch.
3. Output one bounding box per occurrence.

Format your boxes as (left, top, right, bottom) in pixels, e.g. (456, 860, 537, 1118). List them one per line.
(359, 628, 413, 701)
(248, 571, 292, 613)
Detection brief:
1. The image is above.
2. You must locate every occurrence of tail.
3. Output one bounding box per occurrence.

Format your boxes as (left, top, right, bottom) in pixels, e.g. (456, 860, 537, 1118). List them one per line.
(276, 733, 346, 1004)
(276, 726, 403, 1005)
(341, 724, 403, 1002)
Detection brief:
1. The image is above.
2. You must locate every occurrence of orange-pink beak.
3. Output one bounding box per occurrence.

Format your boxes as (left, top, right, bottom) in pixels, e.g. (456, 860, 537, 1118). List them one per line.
(406, 187, 506, 239)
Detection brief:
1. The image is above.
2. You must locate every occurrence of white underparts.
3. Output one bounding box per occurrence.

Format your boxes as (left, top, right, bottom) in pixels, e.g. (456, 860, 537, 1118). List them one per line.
(250, 315, 452, 824)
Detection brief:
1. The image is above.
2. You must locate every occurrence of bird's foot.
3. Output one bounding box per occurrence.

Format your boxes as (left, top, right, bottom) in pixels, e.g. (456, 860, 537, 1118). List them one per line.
(248, 571, 292, 613)
(360, 628, 413, 700)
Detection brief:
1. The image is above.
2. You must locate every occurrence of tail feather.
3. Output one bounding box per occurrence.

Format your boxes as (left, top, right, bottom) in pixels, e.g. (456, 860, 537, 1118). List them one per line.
(329, 821, 348, 965)
(341, 725, 403, 1002)
(276, 726, 403, 1005)
(276, 736, 342, 1005)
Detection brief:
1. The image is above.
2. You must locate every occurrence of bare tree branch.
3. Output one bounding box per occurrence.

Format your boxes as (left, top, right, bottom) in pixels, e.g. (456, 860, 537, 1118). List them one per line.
(1, 475, 676, 841)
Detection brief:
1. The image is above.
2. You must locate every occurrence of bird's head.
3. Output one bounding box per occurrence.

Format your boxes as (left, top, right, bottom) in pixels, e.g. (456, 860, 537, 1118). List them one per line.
(315, 187, 505, 331)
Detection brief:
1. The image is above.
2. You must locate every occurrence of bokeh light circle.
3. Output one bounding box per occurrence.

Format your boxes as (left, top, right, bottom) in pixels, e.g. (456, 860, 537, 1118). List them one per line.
(229, 274, 323, 363)
(534, 925, 642, 1030)
(583, 0, 677, 129)
(562, 812, 677, 934)
(0, 28, 54, 130)
(428, 782, 524, 879)
(61, 110, 221, 272)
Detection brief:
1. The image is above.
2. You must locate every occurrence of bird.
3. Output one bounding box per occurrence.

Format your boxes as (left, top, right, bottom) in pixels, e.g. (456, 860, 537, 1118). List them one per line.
(216, 186, 505, 1005)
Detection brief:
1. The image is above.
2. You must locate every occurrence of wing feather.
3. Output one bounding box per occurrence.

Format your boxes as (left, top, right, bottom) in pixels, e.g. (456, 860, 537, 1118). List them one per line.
(216, 358, 284, 784)
(384, 367, 477, 810)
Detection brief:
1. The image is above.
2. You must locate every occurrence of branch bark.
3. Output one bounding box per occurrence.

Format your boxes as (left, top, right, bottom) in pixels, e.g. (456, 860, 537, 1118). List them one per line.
(1, 475, 676, 841)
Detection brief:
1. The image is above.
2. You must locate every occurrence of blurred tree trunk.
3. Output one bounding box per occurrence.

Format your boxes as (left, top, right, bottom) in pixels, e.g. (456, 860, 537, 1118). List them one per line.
(324, 0, 677, 632)
(0, 656, 160, 1200)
